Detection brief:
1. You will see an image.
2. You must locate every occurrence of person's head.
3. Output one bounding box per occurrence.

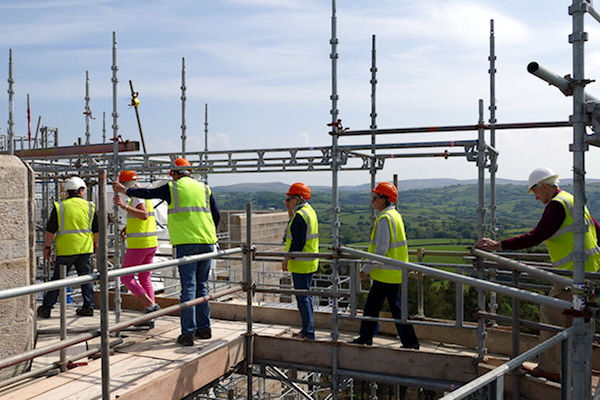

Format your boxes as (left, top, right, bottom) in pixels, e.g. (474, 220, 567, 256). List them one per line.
(527, 167, 560, 204)
(118, 170, 139, 188)
(169, 157, 192, 180)
(64, 176, 86, 198)
(284, 182, 311, 216)
(371, 182, 397, 211)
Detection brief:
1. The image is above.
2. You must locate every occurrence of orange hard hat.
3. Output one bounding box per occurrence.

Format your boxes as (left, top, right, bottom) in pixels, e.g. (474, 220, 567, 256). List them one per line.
(287, 182, 311, 200)
(174, 157, 191, 167)
(118, 170, 138, 183)
(372, 182, 398, 203)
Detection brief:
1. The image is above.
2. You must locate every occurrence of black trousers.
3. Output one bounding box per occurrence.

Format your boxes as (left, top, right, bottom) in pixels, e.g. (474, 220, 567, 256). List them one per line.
(359, 280, 419, 348)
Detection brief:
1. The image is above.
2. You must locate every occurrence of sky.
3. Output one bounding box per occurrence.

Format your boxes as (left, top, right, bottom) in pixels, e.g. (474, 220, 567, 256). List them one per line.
(2, 0, 600, 187)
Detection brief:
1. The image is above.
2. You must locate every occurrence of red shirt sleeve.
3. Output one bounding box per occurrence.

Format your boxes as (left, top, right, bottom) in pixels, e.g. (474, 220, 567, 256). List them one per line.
(500, 200, 565, 250)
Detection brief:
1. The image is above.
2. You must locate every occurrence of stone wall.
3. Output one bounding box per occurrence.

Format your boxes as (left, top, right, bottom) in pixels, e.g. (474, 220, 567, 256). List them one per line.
(0, 155, 35, 379)
(217, 210, 288, 283)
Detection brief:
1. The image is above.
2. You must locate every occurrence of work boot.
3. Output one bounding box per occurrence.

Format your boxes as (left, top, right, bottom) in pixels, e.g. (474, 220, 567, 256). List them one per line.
(195, 328, 212, 340)
(75, 307, 94, 317)
(144, 304, 160, 314)
(177, 333, 194, 346)
(37, 306, 51, 319)
(349, 336, 373, 346)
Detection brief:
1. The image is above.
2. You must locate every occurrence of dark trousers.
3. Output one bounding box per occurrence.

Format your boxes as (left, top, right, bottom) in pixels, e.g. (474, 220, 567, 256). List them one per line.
(42, 253, 95, 310)
(359, 280, 419, 348)
(292, 272, 315, 339)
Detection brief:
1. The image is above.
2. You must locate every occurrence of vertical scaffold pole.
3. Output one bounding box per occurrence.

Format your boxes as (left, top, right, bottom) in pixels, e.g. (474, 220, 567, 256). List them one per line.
(181, 57, 187, 153)
(203, 103, 209, 184)
(329, 0, 340, 398)
(476, 99, 488, 362)
(7, 49, 14, 155)
(102, 112, 106, 143)
(245, 204, 254, 400)
(27, 93, 31, 148)
(370, 34, 378, 225)
(569, 1, 592, 397)
(488, 19, 499, 322)
(111, 31, 122, 325)
(85, 71, 91, 145)
(98, 169, 110, 400)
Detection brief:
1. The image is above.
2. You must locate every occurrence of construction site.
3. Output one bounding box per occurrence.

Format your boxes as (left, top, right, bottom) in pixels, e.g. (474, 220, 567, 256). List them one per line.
(2, 1, 600, 399)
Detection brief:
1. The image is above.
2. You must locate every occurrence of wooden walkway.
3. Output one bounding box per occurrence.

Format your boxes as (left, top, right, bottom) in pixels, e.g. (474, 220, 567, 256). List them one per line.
(0, 301, 596, 399)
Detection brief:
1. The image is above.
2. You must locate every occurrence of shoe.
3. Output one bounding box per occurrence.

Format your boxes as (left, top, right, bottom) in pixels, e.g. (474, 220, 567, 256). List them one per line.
(350, 337, 373, 346)
(402, 344, 420, 350)
(144, 304, 160, 314)
(37, 306, 51, 319)
(522, 365, 560, 382)
(177, 333, 194, 346)
(75, 307, 94, 317)
(291, 331, 315, 340)
(134, 319, 155, 329)
(195, 328, 212, 340)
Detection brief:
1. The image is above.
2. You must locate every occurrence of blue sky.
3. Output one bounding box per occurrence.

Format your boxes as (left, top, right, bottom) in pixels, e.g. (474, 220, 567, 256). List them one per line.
(2, 0, 600, 187)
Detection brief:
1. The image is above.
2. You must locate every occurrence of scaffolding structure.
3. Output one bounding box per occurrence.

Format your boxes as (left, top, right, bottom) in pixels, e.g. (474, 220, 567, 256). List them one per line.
(2, 0, 600, 398)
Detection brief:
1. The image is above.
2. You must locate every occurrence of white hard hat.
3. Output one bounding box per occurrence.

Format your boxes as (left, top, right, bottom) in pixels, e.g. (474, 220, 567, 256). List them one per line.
(64, 176, 86, 192)
(527, 167, 559, 193)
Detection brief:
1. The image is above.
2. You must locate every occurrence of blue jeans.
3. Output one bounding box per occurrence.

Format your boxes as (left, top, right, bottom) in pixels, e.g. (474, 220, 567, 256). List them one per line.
(292, 272, 315, 339)
(176, 243, 214, 335)
(42, 254, 94, 310)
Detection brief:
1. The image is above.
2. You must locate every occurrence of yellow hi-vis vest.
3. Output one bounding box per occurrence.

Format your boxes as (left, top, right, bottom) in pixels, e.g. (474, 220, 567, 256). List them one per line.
(368, 208, 408, 284)
(284, 203, 319, 274)
(126, 198, 158, 249)
(54, 197, 95, 256)
(546, 191, 600, 272)
(167, 177, 218, 245)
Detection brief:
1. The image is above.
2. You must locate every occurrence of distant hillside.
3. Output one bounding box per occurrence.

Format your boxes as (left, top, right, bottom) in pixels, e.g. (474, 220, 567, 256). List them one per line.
(212, 178, 600, 193)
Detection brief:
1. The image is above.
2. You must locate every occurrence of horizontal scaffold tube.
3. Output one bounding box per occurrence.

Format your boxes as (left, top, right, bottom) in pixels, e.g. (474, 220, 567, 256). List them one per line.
(338, 121, 571, 136)
(0, 286, 241, 370)
(0, 247, 243, 301)
(471, 248, 573, 288)
(339, 246, 571, 310)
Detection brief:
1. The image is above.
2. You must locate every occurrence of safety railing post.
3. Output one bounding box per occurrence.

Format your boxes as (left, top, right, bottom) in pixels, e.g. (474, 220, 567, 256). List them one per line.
(416, 248, 425, 319)
(244, 204, 254, 400)
(59, 264, 67, 372)
(455, 266, 464, 327)
(98, 169, 110, 400)
(349, 260, 358, 317)
(511, 270, 520, 400)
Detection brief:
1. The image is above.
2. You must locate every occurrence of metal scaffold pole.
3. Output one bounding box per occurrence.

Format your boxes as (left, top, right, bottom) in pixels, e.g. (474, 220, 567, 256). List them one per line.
(569, 1, 592, 397)
(85, 70, 91, 145)
(111, 31, 122, 325)
(487, 19, 499, 323)
(370, 34, 377, 226)
(98, 169, 110, 400)
(488, 19, 498, 240)
(203, 103, 209, 184)
(102, 111, 106, 143)
(245, 204, 254, 400)
(476, 99, 488, 363)
(181, 57, 187, 153)
(329, 0, 340, 397)
(7, 48, 14, 155)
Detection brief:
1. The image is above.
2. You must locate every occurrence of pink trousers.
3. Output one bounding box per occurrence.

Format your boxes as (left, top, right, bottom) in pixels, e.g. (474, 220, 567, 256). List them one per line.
(121, 247, 157, 301)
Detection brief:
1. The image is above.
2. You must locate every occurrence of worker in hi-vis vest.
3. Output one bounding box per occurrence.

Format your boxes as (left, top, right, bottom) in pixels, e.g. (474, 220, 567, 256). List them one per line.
(113, 170, 160, 328)
(350, 182, 419, 349)
(282, 183, 319, 340)
(113, 158, 220, 347)
(477, 167, 600, 382)
(37, 176, 98, 319)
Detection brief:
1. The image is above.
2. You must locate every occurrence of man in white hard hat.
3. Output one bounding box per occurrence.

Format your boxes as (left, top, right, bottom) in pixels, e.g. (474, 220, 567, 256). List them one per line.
(37, 176, 99, 319)
(476, 167, 600, 382)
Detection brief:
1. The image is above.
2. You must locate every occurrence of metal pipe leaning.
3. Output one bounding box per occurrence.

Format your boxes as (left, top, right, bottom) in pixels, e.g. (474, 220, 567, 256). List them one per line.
(527, 61, 599, 102)
(339, 246, 572, 310)
(471, 247, 573, 288)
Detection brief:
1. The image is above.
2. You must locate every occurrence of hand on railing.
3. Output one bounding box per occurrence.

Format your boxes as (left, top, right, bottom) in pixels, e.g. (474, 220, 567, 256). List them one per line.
(475, 237, 501, 251)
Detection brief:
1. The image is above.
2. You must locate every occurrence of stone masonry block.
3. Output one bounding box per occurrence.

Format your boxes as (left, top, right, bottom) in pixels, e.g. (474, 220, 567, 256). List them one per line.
(0, 259, 29, 290)
(0, 241, 10, 261)
(12, 239, 27, 259)
(0, 156, 27, 200)
(0, 299, 17, 327)
(0, 199, 27, 241)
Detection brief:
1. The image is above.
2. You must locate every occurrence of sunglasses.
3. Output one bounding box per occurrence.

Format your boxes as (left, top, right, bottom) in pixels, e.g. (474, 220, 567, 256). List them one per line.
(284, 197, 295, 203)
(371, 195, 382, 201)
